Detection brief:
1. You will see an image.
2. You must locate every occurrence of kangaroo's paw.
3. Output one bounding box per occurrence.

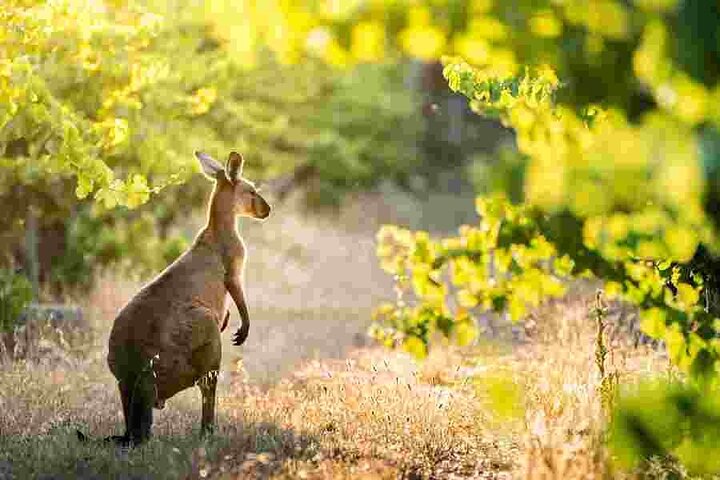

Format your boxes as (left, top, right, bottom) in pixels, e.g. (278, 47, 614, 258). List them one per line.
(232, 328, 247, 346)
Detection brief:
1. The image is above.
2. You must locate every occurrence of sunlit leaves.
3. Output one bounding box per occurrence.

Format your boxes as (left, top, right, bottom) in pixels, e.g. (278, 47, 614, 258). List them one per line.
(528, 10, 563, 39)
(187, 87, 218, 116)
(0, 0, 186, 209)
(633, 19, 712, 126)
(351, 21, 386, 63)
(455, 311, 478, 347)
(633, 0, 678, 12)
(376, 225, 414, 275)
(372, 196, 571, 357)
(402, 335, 428, 359)
(640, 307, 666, 339)
(444, 57, 713, 267)
(399, 6, 446, 61)
(562, 0, 630, 40)
(675, 283, 700, 309)
(452, 35, 491, 66)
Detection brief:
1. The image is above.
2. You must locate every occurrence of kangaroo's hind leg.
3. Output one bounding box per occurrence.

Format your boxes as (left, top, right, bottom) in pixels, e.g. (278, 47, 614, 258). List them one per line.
(111, 344, 157, 446)
(190, 312, 222, 436)
(125, 365, 155, 445)
(197, 369, 219, 436)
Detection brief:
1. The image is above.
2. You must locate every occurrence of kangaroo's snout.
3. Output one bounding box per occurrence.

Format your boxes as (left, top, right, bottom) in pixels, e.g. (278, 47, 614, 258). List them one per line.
(255, 196, 271, 219)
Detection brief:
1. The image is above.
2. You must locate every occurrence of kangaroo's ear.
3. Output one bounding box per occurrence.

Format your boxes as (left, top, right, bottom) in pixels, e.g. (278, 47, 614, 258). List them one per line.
(195, 151, 224, 180)
(226, 151, 244, 181)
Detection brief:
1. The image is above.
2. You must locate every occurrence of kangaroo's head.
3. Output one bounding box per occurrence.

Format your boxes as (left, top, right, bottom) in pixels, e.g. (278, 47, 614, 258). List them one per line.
(195, 150, 272, 221)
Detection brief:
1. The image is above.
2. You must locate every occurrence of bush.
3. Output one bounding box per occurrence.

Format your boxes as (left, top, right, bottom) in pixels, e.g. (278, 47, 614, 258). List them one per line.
(0, 269, 32, 334)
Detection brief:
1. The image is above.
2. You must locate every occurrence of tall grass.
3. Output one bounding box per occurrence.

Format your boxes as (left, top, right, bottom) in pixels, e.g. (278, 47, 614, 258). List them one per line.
(0, 203, 677, 479)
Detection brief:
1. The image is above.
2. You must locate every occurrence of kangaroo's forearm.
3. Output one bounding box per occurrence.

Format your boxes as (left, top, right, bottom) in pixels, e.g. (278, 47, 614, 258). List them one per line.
(225, 277, 249, 345)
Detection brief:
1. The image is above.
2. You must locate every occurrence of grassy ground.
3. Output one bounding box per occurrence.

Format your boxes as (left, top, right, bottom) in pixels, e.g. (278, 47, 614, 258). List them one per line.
(0, 286, 670, 479)
(0, 207, 674, 479)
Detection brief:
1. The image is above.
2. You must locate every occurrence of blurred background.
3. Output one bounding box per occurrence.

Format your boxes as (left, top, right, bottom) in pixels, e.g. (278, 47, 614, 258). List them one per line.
(0, 0, 520, 377)
(2, 0, 719, 376)
(4, 1, 720, 476)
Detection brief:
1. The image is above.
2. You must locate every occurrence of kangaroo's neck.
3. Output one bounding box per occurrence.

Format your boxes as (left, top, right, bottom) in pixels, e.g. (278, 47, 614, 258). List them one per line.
(207, 204, 237, 237)
(199, 186, 243, 255)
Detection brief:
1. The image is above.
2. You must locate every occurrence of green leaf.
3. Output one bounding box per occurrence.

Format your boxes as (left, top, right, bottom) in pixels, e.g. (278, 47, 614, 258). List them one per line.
(455, 319, 478, 347)
(402, 336, 427, 360)
(457, 289, 478, 308)
(508, 296, 526, 322)
(676, 283, 700, 309)
(640, 308, 667, 339)
(74, 176, 93, 199)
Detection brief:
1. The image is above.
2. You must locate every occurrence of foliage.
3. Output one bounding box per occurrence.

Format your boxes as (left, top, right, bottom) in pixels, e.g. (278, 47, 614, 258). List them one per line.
(364, 0, 720, 472)
(371, 196, 574, 358)
(0, 269, 32, 334)
(368, 0, 720, 376)
(13, 0, 716, 218)
(441, 65, 719, 382)
(4, 3, 718, 214)
(170, 1, 720, 384)
(1, 0, 180, 209)
(610, 382, 720, 476)
(443, 60, 716, 263)
(306, 62, 424, 205)
(1, 0, 437, 286)
(467, 144, 527, 203)
(51, 205, 190, 287)
(1, 0, 216, 284)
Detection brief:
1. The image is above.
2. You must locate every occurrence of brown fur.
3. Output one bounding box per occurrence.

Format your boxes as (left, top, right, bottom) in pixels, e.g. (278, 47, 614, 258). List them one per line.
(106, 151, 271, 444)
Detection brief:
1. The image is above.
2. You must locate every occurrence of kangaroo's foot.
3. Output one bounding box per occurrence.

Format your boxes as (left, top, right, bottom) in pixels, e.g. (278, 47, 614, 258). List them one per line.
(104, 434, 132, 447)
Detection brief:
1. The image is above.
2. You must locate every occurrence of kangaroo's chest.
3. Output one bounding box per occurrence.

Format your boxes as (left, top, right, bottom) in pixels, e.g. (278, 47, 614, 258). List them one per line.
(187, 241, 245, 314)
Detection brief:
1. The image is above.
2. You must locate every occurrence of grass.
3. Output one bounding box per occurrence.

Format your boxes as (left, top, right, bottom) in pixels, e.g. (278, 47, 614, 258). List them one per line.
(0, 283, 674, 479)
(0, 208, 677, 479)
(0, 332, 513, 479)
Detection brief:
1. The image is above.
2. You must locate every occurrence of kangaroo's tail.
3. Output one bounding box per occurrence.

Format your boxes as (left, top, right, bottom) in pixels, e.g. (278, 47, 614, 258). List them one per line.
(75, 429, 132, 447)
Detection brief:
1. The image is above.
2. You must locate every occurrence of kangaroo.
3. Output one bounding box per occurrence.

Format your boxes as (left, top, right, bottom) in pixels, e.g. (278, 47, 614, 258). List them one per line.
(106, 150, 271, 446)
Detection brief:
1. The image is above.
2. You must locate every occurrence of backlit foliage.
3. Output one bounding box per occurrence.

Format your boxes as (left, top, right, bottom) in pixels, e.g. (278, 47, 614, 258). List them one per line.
(6, 0, 720, 207)
(372, 197, 574, 359)
(351, 0, 720, 377)
(1, 0, 174, 209)
(439, 58, 720, 382)
(609, 381, 720, 475)
(363, 0, 720, 471)
(1, 0, 426, 285)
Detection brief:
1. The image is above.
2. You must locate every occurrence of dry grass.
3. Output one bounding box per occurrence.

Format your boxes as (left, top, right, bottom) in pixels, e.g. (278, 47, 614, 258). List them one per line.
(0, 207, 676, 479)
(0, 286, 672, 479)
(513, 290, 672, 480)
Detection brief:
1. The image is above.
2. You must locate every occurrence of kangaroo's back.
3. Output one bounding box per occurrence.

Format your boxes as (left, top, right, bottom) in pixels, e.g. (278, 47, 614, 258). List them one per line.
(107, 239, 227, 376)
